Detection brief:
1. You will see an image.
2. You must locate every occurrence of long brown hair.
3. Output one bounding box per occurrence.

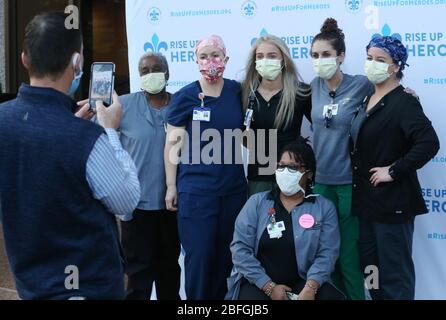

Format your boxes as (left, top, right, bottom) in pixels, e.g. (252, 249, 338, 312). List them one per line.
(242, 35, 311, 130)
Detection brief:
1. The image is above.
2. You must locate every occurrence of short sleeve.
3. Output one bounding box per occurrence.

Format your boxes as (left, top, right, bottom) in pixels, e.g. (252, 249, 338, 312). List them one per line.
(119, 93, 137, 115)
(167, 89, 193, 127)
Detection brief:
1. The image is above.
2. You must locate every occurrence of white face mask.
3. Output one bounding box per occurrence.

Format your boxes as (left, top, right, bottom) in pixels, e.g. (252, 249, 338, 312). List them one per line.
(364, 60, 393, 84)
(312, 57, 338, 80)
(256, 59, 283, 81)
(275, 168, 307, 197)
(141, 72, 167, 94)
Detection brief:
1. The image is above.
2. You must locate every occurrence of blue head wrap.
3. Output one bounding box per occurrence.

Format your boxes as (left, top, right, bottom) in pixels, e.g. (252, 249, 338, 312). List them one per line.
(366, 36, 409, 71)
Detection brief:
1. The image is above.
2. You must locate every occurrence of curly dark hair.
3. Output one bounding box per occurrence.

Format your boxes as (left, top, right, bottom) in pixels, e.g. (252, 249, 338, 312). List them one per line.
(278, 137, 316, 194)
(312, 18, 346, 56)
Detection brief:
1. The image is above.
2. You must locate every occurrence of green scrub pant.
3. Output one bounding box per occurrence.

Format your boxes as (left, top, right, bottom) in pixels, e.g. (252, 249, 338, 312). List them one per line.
(313, 183, 365, 300)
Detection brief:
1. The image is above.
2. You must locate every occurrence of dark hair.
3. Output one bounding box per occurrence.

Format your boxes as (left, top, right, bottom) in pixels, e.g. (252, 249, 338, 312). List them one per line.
(312, 18, 346, 56)
(279, 137, 316, 194)
(23, 12, 82, 79)
(396, 69, 404, 80)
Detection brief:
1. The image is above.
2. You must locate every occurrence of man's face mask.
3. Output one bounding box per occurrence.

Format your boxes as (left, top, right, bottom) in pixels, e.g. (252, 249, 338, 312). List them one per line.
(68, 53, 83, 97)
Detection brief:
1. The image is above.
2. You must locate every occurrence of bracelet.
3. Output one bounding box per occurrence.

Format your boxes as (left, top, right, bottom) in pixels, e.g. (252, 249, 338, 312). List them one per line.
(264, 281, 277, 297)
(305, 282, 318, 295)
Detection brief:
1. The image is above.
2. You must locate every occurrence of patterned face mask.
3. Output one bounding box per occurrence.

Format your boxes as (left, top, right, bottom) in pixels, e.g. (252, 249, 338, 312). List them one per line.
(198, 57, 226, 84)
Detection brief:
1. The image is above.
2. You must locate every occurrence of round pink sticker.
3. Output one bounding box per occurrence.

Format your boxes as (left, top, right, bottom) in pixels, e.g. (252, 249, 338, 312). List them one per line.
(299, 214, 315, 229)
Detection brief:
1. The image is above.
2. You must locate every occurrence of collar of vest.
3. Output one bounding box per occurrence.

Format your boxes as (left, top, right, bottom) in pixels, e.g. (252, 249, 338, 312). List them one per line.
(17, 84, 78, 113)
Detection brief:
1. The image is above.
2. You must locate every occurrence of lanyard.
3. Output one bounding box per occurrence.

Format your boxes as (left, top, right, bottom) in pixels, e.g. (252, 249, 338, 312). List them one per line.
(199, 92, 205, 108)
(268, 208, 276, 226)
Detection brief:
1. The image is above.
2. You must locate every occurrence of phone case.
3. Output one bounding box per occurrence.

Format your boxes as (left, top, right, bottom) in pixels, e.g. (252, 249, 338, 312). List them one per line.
(89, 62, 116, 108)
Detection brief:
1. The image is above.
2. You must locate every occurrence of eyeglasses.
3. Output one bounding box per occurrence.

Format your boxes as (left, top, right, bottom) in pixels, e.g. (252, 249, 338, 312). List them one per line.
(277, 164, 306, 173)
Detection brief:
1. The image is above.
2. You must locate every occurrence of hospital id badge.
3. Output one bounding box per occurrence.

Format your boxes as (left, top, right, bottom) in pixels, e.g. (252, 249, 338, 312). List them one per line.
(193, 107, 211, 122)
(244, 109, 254, 130)
(323, 104, 339, 117)
(268, 222, 285, 239)
(269, 230, 282, 239)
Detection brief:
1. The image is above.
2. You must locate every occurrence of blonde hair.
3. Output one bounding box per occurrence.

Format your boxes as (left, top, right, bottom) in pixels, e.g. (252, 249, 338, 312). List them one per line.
(242, 35, 311, 130)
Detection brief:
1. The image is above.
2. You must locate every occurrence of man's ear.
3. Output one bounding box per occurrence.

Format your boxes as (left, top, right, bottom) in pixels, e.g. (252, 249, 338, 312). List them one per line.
(224, 56, 230, 64)
(21, 52, 30, 70)
(73, 53, 82, 74)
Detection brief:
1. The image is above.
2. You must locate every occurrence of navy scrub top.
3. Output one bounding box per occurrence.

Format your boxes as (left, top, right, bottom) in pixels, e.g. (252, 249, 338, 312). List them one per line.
(167, 79, 247, 196)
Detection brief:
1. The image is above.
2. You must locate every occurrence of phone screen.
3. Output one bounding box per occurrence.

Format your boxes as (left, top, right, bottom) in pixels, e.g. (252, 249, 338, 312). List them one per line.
(90, 63, 115, 107)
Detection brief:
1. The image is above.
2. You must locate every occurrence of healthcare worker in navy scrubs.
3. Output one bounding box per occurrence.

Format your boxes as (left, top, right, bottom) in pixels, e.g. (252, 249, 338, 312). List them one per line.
(164, 35, 247, 300)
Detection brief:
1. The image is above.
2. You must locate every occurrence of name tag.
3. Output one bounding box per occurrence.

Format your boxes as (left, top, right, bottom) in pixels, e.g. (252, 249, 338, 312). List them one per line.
(323, 104, 339, 117)
(267, 221, 285, 239)
(193, 107, 211, 122)
(244, 109, 254, 129)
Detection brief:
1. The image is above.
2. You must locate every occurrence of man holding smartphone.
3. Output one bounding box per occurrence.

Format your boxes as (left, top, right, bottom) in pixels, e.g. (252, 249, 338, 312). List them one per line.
(0, 12, 140, 300)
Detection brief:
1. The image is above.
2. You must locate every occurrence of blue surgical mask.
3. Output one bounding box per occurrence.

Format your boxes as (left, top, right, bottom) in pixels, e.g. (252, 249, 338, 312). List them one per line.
(68, 71, 83, 96)
(67, 53, 83, 96)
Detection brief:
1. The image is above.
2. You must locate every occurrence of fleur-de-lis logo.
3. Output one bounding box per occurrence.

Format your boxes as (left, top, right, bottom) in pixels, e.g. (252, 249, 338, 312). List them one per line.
(241, 1, 257, 18)
(348, 0, 360, 10)
(148, 7, 161, 24)
(144, 33, 168, 53)
(150, 10, 159, 21)
(251, 28, 269, 46)
(346, 0, 362, 12)
(372, 24, 402, 41)
(244, 3, 255, 16)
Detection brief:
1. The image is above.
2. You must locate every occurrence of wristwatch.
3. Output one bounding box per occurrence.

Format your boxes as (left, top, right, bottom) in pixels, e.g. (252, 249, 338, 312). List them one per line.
(388, 166, 397, 180)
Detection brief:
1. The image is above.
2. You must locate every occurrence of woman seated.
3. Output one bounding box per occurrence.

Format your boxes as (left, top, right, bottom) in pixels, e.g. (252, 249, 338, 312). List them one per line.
(227, 138, 345, 300)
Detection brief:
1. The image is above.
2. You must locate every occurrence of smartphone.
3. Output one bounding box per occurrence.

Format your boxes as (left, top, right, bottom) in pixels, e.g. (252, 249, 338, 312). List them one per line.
(89, 62, 115, 108)
(286, 292, 299, 300)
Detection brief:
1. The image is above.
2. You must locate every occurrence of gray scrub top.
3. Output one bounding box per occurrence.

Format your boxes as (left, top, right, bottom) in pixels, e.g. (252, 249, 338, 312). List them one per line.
(119, 91, 170, 211)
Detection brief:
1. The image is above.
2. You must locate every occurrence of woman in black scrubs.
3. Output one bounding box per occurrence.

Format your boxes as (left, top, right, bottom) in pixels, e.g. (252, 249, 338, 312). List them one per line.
(241, 34, 311, 196)
(350, 36, 440, 300)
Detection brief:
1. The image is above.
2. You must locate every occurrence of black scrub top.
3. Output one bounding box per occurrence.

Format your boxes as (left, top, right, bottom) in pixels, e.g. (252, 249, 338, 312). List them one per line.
(257, 189, 302, 286)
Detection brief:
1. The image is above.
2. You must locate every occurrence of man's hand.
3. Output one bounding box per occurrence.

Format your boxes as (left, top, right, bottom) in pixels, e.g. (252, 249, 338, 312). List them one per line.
(370, 166, 394, 187)
(165, 185, 178, 212)
(75, 99, 96, 120)
(96, 92, 122, 130)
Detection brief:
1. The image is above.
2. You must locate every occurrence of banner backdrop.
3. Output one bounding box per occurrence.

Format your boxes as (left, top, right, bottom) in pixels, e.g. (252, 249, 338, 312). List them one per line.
(126, 0, 446, 299)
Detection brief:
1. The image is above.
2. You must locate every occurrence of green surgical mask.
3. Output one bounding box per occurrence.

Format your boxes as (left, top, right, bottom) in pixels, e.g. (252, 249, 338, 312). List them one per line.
(256, 59, 283, 81)
(364, 60, 393, 84)
(141, 72, 167, 94)
(312, 57, 338, 80)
